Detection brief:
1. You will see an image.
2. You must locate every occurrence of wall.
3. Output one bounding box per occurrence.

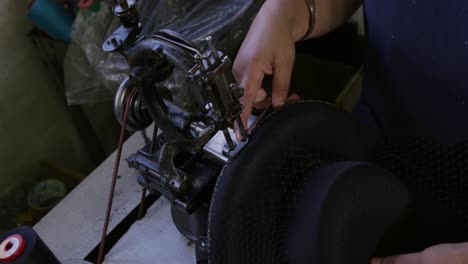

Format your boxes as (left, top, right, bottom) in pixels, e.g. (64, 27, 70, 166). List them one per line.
(0, 0, 95, 198)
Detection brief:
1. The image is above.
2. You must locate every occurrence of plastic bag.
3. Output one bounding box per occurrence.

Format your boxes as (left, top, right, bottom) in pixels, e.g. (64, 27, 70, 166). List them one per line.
(64, 0, 264, 105)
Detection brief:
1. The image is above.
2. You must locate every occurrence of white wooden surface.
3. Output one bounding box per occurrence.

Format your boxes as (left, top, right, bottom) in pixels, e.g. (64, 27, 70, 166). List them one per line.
(34, 129, 147, 262)
(103, 197, 196, 264)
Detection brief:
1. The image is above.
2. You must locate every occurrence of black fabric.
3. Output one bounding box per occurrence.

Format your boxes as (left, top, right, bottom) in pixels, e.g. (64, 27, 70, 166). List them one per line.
(359, 0, 468, 143)
(207, 101, 408, 263)
(287, 162, 408, 264)
(374, 139, 468, 256)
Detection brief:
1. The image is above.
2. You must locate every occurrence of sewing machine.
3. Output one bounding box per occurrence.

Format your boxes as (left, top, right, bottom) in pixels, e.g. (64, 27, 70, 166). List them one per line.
(105, 0, 263, 258)
(33, 1, 414, 263)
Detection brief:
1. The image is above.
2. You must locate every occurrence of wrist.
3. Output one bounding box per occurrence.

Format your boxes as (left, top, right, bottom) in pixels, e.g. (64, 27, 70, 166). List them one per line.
(264, 0, 311, 41)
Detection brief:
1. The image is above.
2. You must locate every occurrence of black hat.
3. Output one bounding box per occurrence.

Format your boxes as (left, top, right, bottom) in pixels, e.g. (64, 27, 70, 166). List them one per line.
(208, 101, 409, 264)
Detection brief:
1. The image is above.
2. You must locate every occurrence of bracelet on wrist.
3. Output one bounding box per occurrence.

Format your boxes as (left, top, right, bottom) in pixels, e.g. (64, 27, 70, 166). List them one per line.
(301, 0, 316, 40)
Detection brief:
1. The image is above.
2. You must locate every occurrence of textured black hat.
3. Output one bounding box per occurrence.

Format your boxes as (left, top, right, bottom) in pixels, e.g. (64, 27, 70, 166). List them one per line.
(208, 101, 409, 264)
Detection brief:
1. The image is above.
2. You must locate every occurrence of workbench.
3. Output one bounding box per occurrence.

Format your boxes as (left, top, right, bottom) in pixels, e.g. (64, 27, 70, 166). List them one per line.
(34, 127, 196, 264)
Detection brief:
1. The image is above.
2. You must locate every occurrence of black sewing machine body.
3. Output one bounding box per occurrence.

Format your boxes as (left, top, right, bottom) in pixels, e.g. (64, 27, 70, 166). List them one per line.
(104, 0, 262, 245)
(98, 2, 468, 263)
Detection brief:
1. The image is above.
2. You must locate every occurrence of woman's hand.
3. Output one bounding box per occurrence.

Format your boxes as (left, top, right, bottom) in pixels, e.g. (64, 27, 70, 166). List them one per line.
(232, 0, 309, 139)
(371, 242, 468, 264)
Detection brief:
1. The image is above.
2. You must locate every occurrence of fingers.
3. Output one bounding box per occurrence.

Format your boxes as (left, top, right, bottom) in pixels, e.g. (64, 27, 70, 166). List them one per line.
(234, 86, 299, 140)
(371, 242, 468, 264)
(255, 87, 268, 103)
(421, 242, 468, 263)
(272, 55, 294, 108)
(253, 88, 270, 109)
(253, 91, 300, 112)
(233, 66, 265, 140)
(286, 93, 301, 104)
(233, 59, 297, 141)
(371, 256, 400, 264)
(370, 253, 423, 264)
(240, 73, 264, 123)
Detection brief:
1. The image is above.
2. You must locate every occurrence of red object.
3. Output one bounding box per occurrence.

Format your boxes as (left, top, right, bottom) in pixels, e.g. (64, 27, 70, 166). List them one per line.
(27, 0, 36, 10)
(78, 0, 95, 9)
(0, 234, 26, 262)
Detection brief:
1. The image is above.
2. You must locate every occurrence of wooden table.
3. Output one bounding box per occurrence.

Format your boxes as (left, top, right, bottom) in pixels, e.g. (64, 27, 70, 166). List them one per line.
(34, 127, 195, 263)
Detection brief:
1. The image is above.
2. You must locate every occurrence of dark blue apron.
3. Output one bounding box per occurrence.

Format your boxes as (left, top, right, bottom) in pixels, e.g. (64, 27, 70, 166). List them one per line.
(355, 1, 468, 254)
(355, 0, 468, 144)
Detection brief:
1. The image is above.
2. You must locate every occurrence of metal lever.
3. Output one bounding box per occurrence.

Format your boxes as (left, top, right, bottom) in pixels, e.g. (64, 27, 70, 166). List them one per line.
(247, 101, 271, 135)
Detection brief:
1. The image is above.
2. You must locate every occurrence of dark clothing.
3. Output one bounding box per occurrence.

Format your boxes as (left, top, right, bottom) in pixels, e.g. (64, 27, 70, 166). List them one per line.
(356, 0, 468, 254)
(356, 0, 468, 144)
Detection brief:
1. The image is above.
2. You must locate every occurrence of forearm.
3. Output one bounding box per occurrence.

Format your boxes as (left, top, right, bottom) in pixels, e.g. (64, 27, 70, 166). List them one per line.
(311, 0, 362, 38)
(263, 0, 362, 41)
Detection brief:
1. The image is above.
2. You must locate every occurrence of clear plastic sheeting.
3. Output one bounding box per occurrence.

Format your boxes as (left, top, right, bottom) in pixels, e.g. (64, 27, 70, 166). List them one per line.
(65, 0, 264, 105)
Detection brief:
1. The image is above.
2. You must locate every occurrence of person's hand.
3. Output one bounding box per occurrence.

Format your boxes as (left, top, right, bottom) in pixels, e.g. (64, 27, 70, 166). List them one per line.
(370, 242, 468, 264)
(233, 0, 309, 139)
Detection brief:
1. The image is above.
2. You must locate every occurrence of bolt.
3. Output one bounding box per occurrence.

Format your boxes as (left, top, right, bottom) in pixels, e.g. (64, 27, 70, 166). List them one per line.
(119, 0, 129, 9)
(204, 103, 213, 110)
(206, 36, 219, 60)
(230, 83, 244, 99)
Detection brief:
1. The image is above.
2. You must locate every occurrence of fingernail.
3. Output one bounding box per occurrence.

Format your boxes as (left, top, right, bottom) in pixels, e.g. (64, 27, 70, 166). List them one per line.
(235, 130, 241, 141)
(273, 100, 285, 108)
